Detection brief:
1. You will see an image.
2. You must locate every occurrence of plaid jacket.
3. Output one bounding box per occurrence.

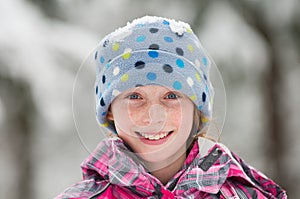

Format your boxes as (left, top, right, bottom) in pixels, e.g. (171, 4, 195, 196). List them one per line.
(55, 137, 287, 198)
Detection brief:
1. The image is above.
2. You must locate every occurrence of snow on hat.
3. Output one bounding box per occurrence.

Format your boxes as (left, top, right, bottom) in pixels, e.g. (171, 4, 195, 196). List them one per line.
(94, 16, 214, 131)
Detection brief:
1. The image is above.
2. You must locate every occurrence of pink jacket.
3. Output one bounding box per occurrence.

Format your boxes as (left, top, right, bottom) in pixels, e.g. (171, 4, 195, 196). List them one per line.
(55, 138, 287, 198)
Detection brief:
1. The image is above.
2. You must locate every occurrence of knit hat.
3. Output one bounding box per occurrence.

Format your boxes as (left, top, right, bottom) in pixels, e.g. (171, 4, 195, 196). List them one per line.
(94, 16, 214, 131)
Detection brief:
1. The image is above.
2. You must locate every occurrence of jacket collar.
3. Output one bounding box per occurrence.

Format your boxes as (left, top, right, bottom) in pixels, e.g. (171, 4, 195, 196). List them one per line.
(81, 137, 238, 195)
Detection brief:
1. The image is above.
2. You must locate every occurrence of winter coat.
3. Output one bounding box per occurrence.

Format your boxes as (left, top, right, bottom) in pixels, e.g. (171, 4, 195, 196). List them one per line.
(55, 137, 287, 198)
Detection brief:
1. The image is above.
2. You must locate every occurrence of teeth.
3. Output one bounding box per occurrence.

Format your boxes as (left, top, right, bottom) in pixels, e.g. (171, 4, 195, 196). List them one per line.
(139, 132, 169, 140)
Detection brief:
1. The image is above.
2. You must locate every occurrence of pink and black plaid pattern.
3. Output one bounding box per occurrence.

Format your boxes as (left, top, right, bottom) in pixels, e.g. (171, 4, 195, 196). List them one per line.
(55, 138, 287, 198)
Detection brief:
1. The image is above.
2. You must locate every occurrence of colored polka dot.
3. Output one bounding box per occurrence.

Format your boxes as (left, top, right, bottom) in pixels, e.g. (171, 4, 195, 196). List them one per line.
(204, 74, 207, 81)
(147, 72, 157, 81)
(208, 102, 212, 111)
(176, 32, 184, 37)
(176, 48, 184, 56)
(163, 64, 173, 73)
(164, 36, 173, 43)
(176, 59, 184, 68)
(163, 20, 170, 25)
(112, 89, 121, 96)
(105, 62, 110, 69)
(112, 42, 120, 51)
(186, 77, 194, 87)
(187, 28, 193, 33)
(94, 51, 98, 60)
(107, 82, 111, 89)
(135, 61, 145, 69)
(113, 67, 120, 76)
(202, 92, 206, 102)
(198, 105, 203, 110)
(202, 57, 208, 66)
(103, 39, 109, 47)
(190, 95, 197, 101)
(173, 81, 182, 90)
(196, 72, 201, 81)
(149, 44, 159, 50)
(100, 56, 105, 64)
(100, 98, 105, 106)
(148, 50, 159, 58)
(135, 84, 143, 87)
(121, 74, 129, 82)
(136, 35, 146, 42)
(122, 48, 132, 59)
(101, 111, 107, 116)
(149, 28, 159, 33)
(122, 53, 131, 59)
(195, 59, 200, 67)
(95, 86, 98, 94)
(101, 122, 109, 127)
(201, 116, 209, 123)
(102, 75, 106, 84)
(187, 44, 194, 53)
(136, 23, 145, 27)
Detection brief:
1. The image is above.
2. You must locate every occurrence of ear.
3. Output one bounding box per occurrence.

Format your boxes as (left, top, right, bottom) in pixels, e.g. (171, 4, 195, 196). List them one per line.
(106, 106, 114, 121)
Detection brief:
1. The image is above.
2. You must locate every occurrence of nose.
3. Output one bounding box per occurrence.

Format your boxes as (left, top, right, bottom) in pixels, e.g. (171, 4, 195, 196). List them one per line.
(141, 103, 167, 128)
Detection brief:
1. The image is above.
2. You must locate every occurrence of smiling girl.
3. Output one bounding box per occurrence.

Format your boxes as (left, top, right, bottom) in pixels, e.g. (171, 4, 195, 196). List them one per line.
(56, 16, 286, 198)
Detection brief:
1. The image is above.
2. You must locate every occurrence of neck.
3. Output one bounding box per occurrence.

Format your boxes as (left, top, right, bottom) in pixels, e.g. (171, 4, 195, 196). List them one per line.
(144, 151, 186, 186)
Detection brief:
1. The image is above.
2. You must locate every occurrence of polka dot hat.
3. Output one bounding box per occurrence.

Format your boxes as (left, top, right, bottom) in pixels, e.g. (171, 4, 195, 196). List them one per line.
(95, 16, 214, 131)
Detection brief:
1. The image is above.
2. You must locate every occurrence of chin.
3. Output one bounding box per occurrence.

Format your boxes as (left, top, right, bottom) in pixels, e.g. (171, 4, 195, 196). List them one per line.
(138, 145, 186, 164)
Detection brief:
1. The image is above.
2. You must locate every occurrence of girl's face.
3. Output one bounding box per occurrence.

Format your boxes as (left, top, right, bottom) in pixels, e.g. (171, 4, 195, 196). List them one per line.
(107, 85, 194, 163)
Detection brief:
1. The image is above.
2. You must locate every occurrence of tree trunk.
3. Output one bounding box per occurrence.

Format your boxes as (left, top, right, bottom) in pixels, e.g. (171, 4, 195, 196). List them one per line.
(0, 74, 36, 199)
(230, 0, 287, 187)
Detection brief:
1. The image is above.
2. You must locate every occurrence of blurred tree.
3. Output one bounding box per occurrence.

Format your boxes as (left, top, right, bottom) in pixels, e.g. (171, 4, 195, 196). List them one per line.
(27, 0, 63, 20)
(0, 73, 36, 199)
(232, 0, 285, 176)
(229, 1, 299, 195)
(190, 0, 298, 196)
(2, 0, 298, 198)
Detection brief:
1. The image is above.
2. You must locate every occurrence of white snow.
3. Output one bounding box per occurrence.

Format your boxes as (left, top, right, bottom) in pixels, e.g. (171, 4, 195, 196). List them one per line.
(1, 0, 299, 198)
(108, 15, 192, 41)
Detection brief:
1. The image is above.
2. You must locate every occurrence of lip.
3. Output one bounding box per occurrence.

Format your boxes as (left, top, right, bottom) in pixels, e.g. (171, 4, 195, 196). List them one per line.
(135, 131, 174, 145)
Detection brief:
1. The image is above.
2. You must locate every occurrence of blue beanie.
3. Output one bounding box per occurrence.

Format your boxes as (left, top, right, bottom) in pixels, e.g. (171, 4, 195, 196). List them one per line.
(94, 16, 214, 131)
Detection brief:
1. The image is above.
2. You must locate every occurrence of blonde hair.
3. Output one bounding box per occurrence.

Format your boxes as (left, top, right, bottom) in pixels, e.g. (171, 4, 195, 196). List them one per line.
(186, 105, 220, 152)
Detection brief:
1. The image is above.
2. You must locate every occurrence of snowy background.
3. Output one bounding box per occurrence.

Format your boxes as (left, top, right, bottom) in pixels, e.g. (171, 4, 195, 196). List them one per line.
(0, 0, 299, 198)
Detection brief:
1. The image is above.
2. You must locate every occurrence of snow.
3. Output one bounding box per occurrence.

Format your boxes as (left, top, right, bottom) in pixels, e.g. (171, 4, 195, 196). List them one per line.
(108, 15, 192, 41)
(169, 20, 191, 36)
(1, 0, 299, 198)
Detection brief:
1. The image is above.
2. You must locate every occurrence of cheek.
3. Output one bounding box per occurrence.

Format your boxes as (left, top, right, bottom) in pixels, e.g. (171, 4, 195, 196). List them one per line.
(168, 103, 193, 124)
(112, 103, 146, 131)
(128, 108, 141, 121)
(115, 126, 131, 140)
(175, 103, 194, 130)
(169, 109, 182, 124)
(111, 103, 133, 130)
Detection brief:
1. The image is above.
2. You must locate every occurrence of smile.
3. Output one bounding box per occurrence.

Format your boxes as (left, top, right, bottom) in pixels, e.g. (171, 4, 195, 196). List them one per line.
(136, 131, 174, 140)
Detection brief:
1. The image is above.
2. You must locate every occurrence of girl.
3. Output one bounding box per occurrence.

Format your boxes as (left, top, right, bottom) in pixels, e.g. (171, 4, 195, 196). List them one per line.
(56, 16, 287, 198)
